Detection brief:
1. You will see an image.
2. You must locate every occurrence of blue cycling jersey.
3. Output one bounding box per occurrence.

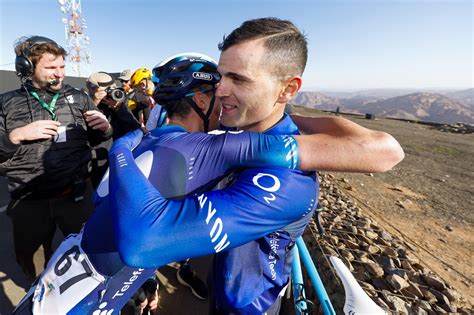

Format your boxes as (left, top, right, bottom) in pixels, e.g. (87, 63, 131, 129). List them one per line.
(14, 117, 313, 315)
(213, 115, 318, 313)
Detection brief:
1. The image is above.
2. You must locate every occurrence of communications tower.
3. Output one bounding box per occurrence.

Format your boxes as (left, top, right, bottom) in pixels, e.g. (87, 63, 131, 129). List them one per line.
(58, 0, 91, 77)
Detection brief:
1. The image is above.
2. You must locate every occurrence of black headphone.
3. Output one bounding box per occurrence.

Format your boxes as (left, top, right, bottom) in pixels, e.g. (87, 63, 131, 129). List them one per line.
(15, 36, 59, 77)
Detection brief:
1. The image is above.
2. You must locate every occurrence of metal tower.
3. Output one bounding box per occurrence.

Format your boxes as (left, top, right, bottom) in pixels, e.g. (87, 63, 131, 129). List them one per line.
(58, 0, 91, 77)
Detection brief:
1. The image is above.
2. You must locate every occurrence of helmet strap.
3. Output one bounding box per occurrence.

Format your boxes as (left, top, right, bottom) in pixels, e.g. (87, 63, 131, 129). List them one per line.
(185, 92, 215, 132)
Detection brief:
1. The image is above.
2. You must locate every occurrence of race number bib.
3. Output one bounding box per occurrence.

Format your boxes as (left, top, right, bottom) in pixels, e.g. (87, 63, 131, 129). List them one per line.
(32, 233, 105, 314)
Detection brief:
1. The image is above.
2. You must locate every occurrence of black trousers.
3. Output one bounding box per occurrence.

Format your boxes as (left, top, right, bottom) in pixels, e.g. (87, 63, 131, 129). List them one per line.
(6, 180, 94, 281)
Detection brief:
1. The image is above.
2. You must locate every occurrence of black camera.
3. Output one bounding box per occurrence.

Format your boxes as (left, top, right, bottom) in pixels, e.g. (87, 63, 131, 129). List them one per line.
(106, 87, 126, 102)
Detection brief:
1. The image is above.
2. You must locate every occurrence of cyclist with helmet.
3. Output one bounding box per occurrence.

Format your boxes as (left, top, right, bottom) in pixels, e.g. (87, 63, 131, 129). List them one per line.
(128, 67, 155, 126)
(14, 45, 402, 314)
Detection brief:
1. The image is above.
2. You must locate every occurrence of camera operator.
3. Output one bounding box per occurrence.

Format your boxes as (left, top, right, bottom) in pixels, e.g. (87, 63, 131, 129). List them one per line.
(86, 72, 141, 140)
(85, 72, 141, 188)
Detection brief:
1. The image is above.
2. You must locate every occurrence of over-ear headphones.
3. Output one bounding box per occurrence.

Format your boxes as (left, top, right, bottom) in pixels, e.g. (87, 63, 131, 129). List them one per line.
(15, 36, 58, 77)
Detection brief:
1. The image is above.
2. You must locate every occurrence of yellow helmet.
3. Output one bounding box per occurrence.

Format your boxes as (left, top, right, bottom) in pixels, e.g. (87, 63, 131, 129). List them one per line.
(130, 68, 152, 88)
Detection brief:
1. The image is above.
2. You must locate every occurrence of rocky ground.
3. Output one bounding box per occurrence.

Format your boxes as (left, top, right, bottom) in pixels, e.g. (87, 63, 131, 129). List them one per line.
(292, 107, 473, 314)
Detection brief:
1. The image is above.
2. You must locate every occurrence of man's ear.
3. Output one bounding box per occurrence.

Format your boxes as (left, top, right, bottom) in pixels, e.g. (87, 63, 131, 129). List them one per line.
(277, 76, 302, 103)
(191, 92, 209, 111)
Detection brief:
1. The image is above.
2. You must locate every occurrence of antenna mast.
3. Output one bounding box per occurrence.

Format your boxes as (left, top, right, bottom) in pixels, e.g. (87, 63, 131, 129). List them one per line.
(58, 0, 91, 77)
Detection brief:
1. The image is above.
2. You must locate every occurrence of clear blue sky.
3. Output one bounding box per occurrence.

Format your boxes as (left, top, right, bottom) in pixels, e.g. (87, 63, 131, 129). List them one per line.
(1, 0, 472, 91)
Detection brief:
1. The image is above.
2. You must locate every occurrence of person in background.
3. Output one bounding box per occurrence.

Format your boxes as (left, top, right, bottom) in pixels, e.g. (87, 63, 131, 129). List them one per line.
(85, 71, 141, 187)
(117, 68, 132, 93)
(0, 35, 111, 282)
(128, 68, 155, 126)
(86, 71, 141, 140)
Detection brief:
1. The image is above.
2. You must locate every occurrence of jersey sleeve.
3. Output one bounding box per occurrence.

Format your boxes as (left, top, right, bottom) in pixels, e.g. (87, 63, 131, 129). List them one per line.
(124, 127, 300, 199)
(108, 144, 317, 268)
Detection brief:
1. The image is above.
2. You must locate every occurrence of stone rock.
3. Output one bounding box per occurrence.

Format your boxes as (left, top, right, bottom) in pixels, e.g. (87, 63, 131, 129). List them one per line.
(321, 245, 337, 257)
(340, 249, 354, 262)
(412, 306, 429, 315)
(404, 282, 424, 298)
(445, 224, 453, 231)
(365, 262, 384, 278)
(353, 250, 368, 261)
(422, 274, 446, 290)
(374, 255, 396, 269)
(328, 235, 339, 245)
(386, 274, 409, 291)
(377, 237, 392, 247)
(383, 247, 398, 257)
(357, 234, 372, 245)
(319, 199, 329, 207)
(431, 304, 448, 313)
(442, 287, 461, 303)
(430, 288, 450, 305)
(414, 299, 432, 310)
(386, 268, 408, 280)
(379, 230, 392, 241)
(396, 245, 408, 258)
(385, 294, 410, 313)
(344, 224, 357, 234)
(367, 245, 380, 255)
(411, 262, 427, 273)
(421, 287, 438, 303)
(439, 301, 457, 313)
(365, 230, 379, 240)
(401, 260, 414, 271)
(345, 240, 359, 250)
(404, 251, 420, 263)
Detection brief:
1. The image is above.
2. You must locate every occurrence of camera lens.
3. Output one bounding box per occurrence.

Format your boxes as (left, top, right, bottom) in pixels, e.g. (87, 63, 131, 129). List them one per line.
(109, 88, 126, 102)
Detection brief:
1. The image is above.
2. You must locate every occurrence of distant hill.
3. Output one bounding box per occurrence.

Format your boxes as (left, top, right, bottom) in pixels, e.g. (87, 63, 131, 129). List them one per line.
(293, 90, 474, 124)
(355, 92, 474, 124)
(292, 92, 340, 110)
(445, 88, 474, 107)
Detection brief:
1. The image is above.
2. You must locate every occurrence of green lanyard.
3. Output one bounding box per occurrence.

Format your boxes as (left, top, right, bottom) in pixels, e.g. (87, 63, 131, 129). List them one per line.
(30, 91, 59, 120)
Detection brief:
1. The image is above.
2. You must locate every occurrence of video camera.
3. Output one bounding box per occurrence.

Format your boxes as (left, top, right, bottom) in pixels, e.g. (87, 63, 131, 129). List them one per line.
(105, 87, 126, 102)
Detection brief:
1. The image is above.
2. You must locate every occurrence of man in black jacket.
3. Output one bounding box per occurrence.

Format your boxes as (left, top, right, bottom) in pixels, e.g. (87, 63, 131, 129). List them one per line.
(0, 35, 112, 282)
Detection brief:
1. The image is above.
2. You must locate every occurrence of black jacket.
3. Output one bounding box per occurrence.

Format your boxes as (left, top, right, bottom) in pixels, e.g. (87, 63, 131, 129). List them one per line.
(0, 82, 112, 199)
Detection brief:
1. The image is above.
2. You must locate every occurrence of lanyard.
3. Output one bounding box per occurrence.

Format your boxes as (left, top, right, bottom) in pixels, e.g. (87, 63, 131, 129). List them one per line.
(30, 91, 59, 120)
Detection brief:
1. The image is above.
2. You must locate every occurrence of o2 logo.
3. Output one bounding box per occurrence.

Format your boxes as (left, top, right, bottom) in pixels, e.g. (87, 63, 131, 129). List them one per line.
(252, 173, 281, 204)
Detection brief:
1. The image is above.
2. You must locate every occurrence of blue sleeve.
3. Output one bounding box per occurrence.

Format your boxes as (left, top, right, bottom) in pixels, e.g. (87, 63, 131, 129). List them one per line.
(118, 127, 299, 198)
(109, 143, 316, 268)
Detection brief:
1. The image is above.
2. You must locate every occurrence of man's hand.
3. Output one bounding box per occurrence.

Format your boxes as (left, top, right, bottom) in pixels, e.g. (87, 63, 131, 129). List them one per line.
(84, 110, 111, 133)
(102, 97, 121, 110)
(138, 289, 159, 314)
(8, 120, 61, 144)
(91, 87, 107, 106)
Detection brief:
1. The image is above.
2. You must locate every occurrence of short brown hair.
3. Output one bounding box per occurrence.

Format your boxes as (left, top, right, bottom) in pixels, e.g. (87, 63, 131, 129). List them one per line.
(218, 17, 308, 78)
(14, 36, 67, 67)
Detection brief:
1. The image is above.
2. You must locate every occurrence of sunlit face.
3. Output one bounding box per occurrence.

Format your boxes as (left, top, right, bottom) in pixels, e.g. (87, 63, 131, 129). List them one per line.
(216, 39, 286, 132)
(32, 53, 65, 91)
